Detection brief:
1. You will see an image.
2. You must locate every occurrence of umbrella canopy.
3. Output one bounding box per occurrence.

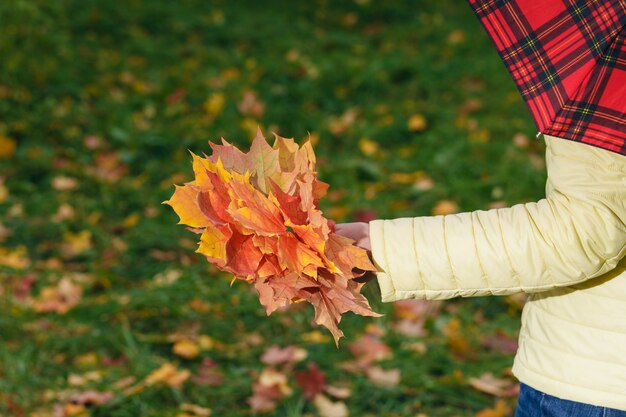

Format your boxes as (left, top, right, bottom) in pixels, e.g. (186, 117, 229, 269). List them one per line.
(468, 0, 626, 155)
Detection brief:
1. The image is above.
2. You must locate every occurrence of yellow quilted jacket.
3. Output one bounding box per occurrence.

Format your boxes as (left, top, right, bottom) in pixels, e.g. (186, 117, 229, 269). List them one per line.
(369, 135, 626, 410)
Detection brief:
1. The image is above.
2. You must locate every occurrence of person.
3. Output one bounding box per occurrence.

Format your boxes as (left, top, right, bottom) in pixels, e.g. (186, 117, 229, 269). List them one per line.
(336, 1, 626, 415)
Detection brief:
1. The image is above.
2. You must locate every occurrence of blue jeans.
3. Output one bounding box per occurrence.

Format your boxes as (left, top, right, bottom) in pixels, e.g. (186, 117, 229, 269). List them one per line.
(515, 384, 626, 417)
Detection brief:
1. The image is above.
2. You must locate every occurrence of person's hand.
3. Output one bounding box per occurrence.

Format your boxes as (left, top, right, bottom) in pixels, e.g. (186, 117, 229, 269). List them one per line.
(334, 222, 371, 252)
(334, 222, 376, 284)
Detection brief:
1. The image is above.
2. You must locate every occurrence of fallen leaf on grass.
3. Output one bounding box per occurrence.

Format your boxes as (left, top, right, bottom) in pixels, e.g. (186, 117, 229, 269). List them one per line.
(468, 372, 519, 397)
(178, 403, 212, 417)
(247, 368, 292, 414)
(62, 230, 92, 257)
(74, 352, 99, 368)
(33, 277, 83, 314)
(301, 330, 330, 344)
(87, 151, 127, 183)
(475, 399, 511, 417)
(68, 371, 102, 386)
(112, 376, 136, 390)
(0, 246, 30, 269)
(192, 358, 224, 386)
(237, 89, 265, 117)
(204, 92, 225, 118)
(324, 385, 352, 399)
(407, 114, 428, 132)
(261, 345, 307, 366)
(358, 137, 379, 156)
(0, 178, 7, 204)
(393, 299, 442, 337)
(0, 135, 16, 158)
(432, 200, 459, 215)
(67, 390, 114, 406)
(52, 176, 78, 191)
(313, 394, 348, 417)
(366, 366, 401, 387)
(394, 299, 442, 321)
(145, 363, 190, 388)
(295, 362, 325, 400)
(328, 108, 358, 136)
(481, 331, 518, 355)
(125, 363, 190, 395)
(442, 318, 476, 359)
(348, 334, 391, 367)
(173, 339, 200, 359)
(58, 403, 86, 417)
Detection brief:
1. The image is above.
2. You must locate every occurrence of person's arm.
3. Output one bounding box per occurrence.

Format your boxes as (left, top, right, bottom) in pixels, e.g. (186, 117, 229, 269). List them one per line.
(366, 135, 626, 302)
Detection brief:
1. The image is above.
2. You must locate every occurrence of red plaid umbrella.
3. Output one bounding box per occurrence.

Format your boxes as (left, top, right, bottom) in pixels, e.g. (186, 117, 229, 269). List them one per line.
(468, 0, 626, 155)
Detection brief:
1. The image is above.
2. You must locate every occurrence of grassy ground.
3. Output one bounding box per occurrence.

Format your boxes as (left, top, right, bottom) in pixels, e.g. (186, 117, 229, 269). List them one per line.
(0, 0, 546, 416)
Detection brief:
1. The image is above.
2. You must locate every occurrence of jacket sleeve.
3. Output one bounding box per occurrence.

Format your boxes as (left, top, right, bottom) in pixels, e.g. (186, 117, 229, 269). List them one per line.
(369, 135, 626, 302)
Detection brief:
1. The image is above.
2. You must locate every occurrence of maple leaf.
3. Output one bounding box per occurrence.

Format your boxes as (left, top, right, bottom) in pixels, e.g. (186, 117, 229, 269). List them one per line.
(325, 233, 375, 277)
(166, 185, 211, 227)
(295, 362, 326, 400)
(165, 128, 379, 343)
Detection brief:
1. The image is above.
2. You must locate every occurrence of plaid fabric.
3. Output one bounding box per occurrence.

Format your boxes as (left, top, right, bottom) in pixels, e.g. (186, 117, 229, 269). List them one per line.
(468, 0, 626, 155)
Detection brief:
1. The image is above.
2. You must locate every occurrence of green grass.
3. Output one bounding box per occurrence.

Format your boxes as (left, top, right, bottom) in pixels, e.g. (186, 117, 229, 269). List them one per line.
(0, 0, 545, 416)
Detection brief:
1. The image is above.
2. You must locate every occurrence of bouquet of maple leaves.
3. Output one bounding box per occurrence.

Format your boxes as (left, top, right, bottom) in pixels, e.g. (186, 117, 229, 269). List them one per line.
(165, 129, 380, 344)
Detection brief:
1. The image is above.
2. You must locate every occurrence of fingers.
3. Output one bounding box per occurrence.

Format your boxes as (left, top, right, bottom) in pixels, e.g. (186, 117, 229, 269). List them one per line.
(353, 271, 376, 284)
